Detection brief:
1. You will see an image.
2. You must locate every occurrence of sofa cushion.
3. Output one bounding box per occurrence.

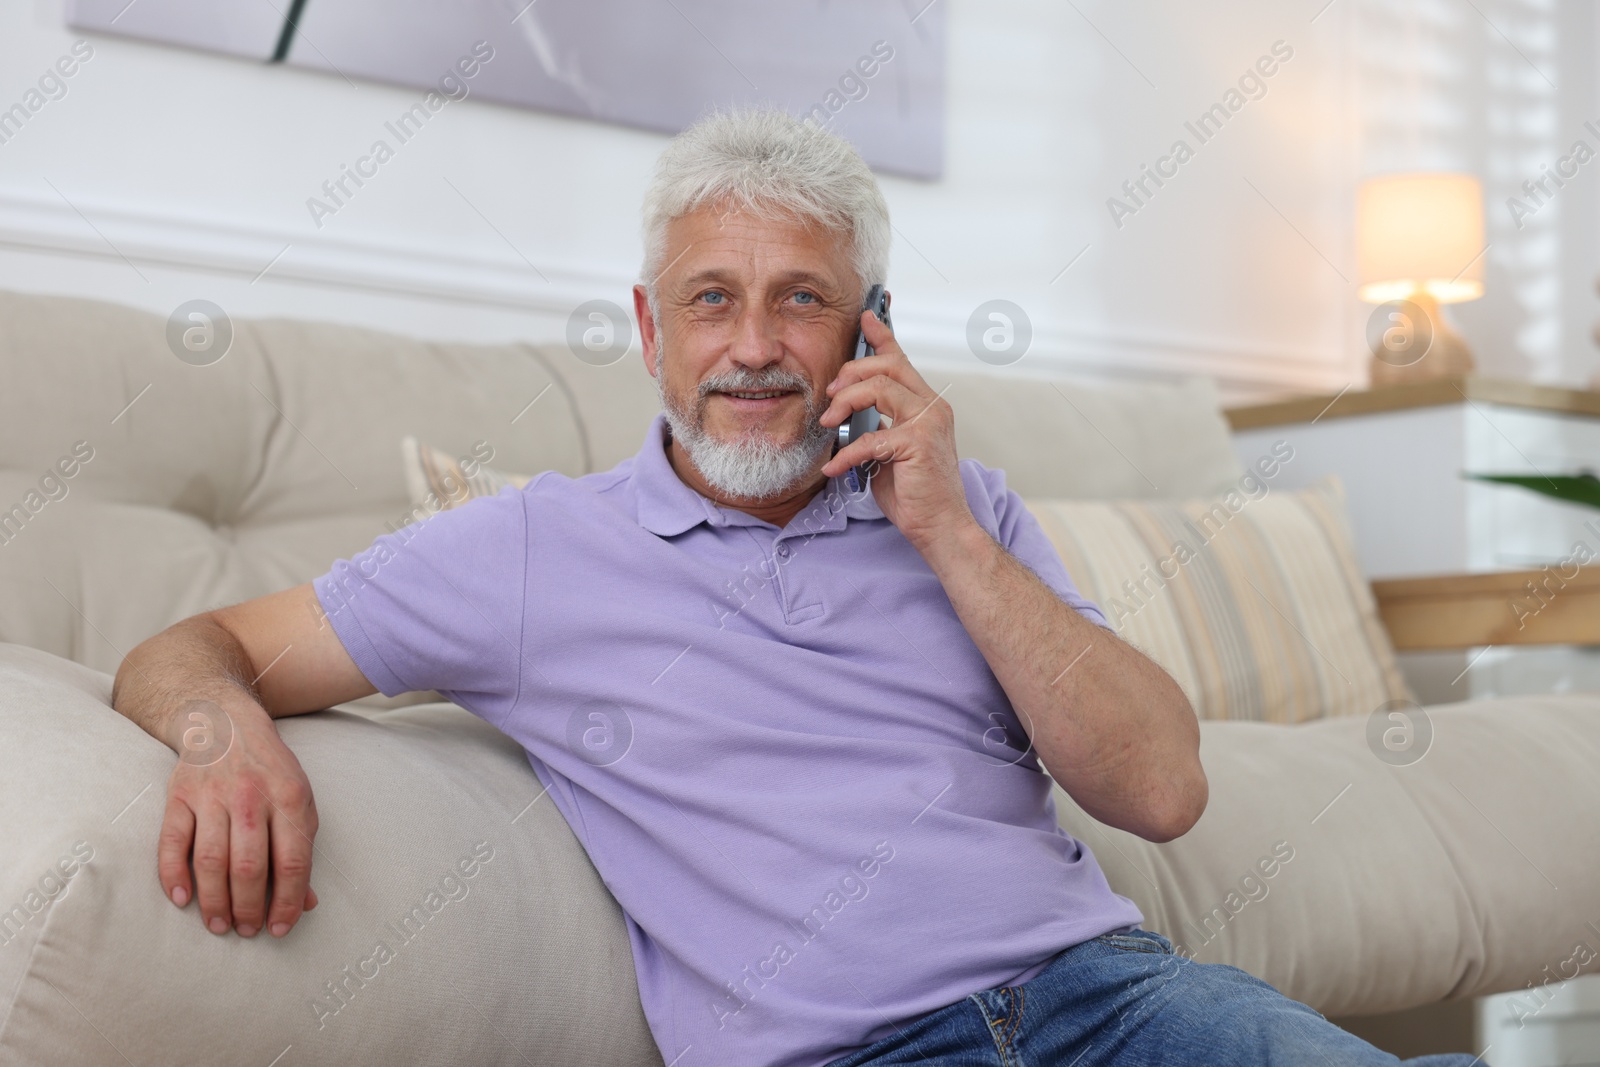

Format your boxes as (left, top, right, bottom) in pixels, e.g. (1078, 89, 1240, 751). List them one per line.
(1026, 476, 1415, 722)
(931, 371, 1243, 500)
(0, 290, 605, 687)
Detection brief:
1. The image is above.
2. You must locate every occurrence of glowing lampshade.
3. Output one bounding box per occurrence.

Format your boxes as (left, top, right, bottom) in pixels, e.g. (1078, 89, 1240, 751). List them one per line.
(1357, 173, 1485, 305)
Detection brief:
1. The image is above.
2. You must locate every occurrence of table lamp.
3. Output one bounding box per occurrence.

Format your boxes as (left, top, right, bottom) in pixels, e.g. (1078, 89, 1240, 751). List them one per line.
(1357, 172, 1484, 385)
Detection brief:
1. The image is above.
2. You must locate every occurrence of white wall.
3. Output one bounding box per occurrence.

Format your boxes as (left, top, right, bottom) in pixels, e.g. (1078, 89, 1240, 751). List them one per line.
(0, 0, 1594, 403)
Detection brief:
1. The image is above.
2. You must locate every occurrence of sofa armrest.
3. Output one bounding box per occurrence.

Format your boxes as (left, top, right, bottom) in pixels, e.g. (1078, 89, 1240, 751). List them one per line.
(1371, 566, 1600, 650)
(0, 642, 661, 1067)
(1054, 691, 1600, 1017)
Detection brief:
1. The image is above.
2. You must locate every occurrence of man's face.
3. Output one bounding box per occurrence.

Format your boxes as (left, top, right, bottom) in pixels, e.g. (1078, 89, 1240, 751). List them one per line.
(635, 202, 862, 499)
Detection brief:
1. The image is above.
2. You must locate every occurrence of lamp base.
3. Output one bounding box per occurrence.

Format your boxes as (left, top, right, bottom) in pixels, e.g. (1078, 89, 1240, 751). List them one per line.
(1369, 292, 1476, 386)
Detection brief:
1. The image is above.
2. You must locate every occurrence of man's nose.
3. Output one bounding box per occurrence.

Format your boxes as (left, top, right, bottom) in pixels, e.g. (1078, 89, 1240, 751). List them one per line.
(727, 305, 783, 371)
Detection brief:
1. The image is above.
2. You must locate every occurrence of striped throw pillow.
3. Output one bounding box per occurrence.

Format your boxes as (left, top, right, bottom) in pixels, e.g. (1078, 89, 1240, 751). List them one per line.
(400, 436, 530, 520)
(1025, 476, 1414, 723)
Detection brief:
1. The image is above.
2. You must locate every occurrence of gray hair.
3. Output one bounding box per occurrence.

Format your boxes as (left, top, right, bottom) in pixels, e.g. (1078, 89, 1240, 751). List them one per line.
(639, 106, 891, 325)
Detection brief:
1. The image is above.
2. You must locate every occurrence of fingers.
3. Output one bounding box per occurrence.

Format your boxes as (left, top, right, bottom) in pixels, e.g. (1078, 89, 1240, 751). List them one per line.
(829, 354, 913, 398)
(158, 794, 196, 909)
(190, 800, 233, 935)
(821, 374, 924, 431)
(857, 306, 899, 353)
(158, 714, 323, 940)
(824, 426, 898, 480)
(831, 309, 929, 388)
(227, 787, 270, 938)
(265, 788, 317, 938)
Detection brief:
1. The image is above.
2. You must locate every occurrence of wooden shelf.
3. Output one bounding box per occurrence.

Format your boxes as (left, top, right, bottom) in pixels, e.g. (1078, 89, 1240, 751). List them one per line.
(1225, 376, 1600, 431)
(1372, 567, 1600, 650)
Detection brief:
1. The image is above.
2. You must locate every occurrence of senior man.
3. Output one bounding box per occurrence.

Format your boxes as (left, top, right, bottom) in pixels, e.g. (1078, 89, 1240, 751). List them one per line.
(115, 108, 1481, 1066)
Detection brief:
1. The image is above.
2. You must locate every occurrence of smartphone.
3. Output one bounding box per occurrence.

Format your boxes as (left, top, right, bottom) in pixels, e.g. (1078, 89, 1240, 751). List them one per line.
(834, 284, 890, 495)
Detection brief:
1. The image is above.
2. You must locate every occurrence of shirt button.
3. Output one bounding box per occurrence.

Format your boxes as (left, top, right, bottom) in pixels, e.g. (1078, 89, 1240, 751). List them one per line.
(777, 544, 790, 559)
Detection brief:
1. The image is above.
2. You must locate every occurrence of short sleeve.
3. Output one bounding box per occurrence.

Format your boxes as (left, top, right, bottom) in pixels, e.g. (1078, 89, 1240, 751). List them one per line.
(312, 483, 530, 710)
(963, 460, 1113, 631)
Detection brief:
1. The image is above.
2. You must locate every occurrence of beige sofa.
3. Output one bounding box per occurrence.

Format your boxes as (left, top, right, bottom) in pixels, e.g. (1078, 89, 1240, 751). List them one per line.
(1, 289, 1596, 1064)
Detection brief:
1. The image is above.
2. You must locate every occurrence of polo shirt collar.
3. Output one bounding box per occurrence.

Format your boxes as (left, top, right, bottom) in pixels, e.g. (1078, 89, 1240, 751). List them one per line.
(631, 412, 884, 537)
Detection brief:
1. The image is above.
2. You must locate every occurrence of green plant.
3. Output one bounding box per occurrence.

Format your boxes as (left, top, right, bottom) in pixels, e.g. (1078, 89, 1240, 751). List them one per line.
(1463, 471, 1600, 511)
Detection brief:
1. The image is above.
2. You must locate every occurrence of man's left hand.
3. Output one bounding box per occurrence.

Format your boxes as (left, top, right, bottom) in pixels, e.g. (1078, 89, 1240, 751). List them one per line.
(820, 309, 976, 551)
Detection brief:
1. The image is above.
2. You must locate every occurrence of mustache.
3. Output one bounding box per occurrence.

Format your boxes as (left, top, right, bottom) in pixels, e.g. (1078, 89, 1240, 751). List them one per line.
(696, 366, 814, 402)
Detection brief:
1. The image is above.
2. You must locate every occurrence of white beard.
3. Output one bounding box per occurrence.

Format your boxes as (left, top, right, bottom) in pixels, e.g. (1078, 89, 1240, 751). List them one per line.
(655, 345, 835, 501)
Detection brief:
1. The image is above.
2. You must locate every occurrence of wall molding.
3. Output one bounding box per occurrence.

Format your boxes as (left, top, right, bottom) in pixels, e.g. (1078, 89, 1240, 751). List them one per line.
(0, 185, 1347, 399)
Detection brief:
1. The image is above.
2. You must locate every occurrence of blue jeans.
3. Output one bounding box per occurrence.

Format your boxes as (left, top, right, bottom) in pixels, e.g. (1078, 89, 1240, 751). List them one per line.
(823, 928, 1485, 1066)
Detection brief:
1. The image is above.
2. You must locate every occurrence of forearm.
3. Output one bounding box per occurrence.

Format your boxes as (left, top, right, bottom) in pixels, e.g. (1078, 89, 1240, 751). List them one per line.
(112, 615, 276, 753)
(919, 521, 1206, 841)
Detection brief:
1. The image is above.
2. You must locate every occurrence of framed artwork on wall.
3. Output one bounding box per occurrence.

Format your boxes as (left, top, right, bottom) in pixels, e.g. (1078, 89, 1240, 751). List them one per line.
(65, 0, 946, 178)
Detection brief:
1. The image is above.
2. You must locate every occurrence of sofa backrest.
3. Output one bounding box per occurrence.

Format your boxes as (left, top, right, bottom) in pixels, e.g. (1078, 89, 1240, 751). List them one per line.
(0, 289, 1241, 678)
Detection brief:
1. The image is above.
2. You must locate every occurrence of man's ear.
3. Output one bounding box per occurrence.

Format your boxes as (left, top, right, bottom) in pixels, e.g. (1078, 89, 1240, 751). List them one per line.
(633, 283, 660, 378)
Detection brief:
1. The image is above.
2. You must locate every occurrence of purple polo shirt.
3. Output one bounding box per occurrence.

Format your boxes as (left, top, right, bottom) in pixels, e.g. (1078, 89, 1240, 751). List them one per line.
(313, 412, 1143, 1067)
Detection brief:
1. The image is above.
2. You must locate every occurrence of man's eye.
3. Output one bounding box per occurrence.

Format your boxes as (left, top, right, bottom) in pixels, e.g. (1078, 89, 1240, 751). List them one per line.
(700, 291, 725, 305)
(793, 291, 818, 305)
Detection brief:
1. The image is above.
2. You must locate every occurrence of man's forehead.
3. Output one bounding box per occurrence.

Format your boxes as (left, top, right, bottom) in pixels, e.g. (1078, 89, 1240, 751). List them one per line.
(662, 206, 850, 289)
